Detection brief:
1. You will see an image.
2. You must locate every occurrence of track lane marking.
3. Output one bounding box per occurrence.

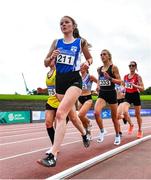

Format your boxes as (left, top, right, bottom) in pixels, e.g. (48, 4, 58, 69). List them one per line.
(0, 125, 151, 161)
(1, 121, 151, 139)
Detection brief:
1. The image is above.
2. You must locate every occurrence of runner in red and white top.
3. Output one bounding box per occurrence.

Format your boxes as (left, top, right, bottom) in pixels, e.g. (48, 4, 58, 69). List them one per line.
(122, 61, 144, 138)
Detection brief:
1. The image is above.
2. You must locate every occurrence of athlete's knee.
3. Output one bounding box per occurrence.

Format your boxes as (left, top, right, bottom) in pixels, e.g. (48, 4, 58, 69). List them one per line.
(78, 112, 86, 119)
(45, 120, 53, 128)
(55, 109, 66, 122)
(135, 111, 141, 118)
(71, 112, 82, 125)
(117, 113, 123, 120)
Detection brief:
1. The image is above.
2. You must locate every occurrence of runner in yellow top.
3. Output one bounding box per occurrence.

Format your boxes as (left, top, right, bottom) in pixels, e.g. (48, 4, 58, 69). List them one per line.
(46, 68, 60, 109)
(44, 64, 60, 155)
(39, 61, 90, 158)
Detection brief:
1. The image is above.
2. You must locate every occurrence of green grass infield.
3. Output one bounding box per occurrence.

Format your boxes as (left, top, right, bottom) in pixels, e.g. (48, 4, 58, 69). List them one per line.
(0, 94, 151, 101)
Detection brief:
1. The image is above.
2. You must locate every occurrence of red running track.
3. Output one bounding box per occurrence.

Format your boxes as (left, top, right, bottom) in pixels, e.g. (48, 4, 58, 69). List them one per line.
(0, 116, 151, 179)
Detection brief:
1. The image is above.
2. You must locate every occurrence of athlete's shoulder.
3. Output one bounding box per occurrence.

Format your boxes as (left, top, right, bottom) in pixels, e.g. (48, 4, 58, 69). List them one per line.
(52, 39, 58, 44)
(55, 38, 63, 44)
(135, 73, 139, 77)
(81, 38, 89, 48)
(124, 74, 129, 79)
(97, 66, 102, 74)
(135, 73, 142, 81)
(111, 64, 117, 69)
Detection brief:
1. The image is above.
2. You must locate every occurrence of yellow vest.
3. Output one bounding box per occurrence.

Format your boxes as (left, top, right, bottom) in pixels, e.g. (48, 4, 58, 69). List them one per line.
(46, 70, 60, 108)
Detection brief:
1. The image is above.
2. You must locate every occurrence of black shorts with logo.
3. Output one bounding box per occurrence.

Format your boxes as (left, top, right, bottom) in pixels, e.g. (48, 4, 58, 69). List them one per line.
(45, 103, 57, 111)
(56, 71, 82, 95)
(125, 92, 141, 106)
(98, 89, 117, 104)
(78, 94, 92, 105)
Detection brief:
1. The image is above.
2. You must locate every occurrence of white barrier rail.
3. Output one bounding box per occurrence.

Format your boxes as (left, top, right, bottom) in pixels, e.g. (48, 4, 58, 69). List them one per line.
(46, 135, 151, 180)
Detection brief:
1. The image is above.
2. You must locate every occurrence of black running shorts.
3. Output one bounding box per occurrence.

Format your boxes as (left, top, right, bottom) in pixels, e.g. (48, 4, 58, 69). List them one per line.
(125, 92, 141, 106)
(98, 89, 117, 104)
(56, 71, 82, 94)
(78, 94, 92, 105)
(117, 98, 125, 105)
(45, 103, 57, 111)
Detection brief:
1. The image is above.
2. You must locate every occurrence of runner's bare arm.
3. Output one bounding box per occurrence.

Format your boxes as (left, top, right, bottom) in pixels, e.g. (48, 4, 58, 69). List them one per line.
(90, 75, 98, 84)
(132, 75, 144, 92)
(44, 39, 58, 67)
(111, 65, 122, 84)
(81, 38, 93, 67)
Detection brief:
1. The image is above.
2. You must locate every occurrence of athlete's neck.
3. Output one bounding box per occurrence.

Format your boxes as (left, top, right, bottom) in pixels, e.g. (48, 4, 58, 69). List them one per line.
(128, 72, 135, 78)
(130, 71, 135, 75)
(103, 61, 111, 68)
(63, 35, 75, 43)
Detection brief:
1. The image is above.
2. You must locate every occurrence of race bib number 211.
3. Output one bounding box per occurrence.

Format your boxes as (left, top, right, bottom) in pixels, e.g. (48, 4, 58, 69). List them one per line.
(57, 54, 74, 65)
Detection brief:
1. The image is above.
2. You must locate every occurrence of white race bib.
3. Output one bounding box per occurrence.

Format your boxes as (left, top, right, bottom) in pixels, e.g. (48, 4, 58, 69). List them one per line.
(48, 86, 56, 96)
(82, 83, 87, 90)
(56, 54, 74, 65)
(125, 82, 133, 89)
(99, 77, 111, 86)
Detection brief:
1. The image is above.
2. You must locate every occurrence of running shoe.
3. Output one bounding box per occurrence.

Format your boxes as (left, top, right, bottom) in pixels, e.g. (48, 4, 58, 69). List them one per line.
(82, 134, 90, 148)
(45, 148, 52, 155)
(86, 128, 92, 141)
(114, 135, 121, 145)
(97, 129, 107, 143)
(37, 153, 57, 167)
(86, 129, 92, 140)
(137, 131, 143, 138)
(128, 124, 134, 135)
(97, 132, 105, 143)
(45, 148, 59, 155)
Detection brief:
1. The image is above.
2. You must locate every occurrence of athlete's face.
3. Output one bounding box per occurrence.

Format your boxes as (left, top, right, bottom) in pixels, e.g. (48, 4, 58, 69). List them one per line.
(100, 51, 109, 63)
(60, 17, 74, 34)
(129, 63, 136, 72)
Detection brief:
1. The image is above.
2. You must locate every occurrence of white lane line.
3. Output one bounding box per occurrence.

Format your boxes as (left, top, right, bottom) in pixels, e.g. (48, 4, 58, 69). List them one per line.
(0, 139, 87, 161)
(0, 136, 76, 146)
(47, 135, 151, 180)
(0, 125, 45, 132)
(0, 124, 76, 134)
(0, 137, 47, 146)
(0, 131, 46, 138)
(0, 127, 103, 145)
(0, 119, 151, 139)
(0, 125, 151, 161)
(0, 126, 45, 134)
(1, 121, 151, 139)
(0, 123, 151, 145)
(0, 126, 84, 138)
(0, 127, 104, 143)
